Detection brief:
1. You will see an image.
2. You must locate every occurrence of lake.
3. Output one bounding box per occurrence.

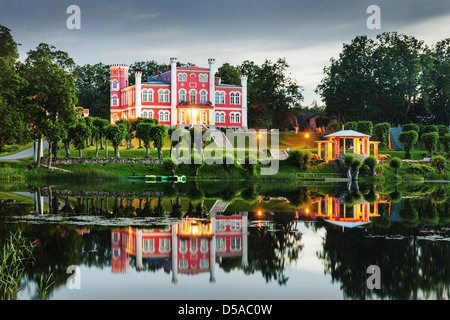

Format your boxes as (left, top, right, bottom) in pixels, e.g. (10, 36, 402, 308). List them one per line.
(0, 180, 449, 300)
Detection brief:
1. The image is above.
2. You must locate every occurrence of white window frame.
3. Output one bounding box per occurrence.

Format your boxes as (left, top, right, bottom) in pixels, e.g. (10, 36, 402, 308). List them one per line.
(111, 79, 119, 90)
(158, 89, 170, 103)
(230, 237, 241, 251)
(200, 90, 207, 104)
(189, 89, 197, 104)
(111, 94, 119, 106)
(178, 73, 187, 82)
(230, 92, 241, 105)
(143, 239, 155, 253)
(179, 89, 187, 103)
(199, 73, 208, 82)
(159, 238, 171, 252)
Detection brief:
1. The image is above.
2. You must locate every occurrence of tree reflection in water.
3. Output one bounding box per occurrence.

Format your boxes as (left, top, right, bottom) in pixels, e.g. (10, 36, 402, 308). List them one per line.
(0, 181, 448, 300)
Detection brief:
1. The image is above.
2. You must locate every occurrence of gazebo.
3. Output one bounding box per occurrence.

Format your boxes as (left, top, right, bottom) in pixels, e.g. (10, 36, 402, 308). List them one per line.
(316, 130, 379, 163)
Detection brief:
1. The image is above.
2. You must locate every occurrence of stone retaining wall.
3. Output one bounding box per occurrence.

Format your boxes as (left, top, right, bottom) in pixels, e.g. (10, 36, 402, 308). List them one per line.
(40, 157, 163, 165)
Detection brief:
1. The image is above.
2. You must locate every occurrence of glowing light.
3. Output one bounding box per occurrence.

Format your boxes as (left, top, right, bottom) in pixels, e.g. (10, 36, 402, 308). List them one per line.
(305, 134, 309, 138)
(305, 208, 309, 214)
(257, 210, 262, 216)
(257, 133, 261, 139)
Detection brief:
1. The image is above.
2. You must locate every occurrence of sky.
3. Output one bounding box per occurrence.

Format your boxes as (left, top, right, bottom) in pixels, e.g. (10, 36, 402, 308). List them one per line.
(1, 0, 449, 106)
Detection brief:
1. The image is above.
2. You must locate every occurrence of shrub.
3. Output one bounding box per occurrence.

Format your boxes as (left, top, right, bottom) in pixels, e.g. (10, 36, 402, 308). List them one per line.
(405, 163, 436, 175)
(430, 155, 446, 175)
(356, 121, 373, 135)
(326, 122, 342, 133)
(422, 132, 439, 157)
(401, 123, 419, 133)
(288, 150, 312, 170)
(363, 156, 377, 177)
(399, 130, 419, 159)
(373, 122, 391, 148)
(389, 157, 402, 175)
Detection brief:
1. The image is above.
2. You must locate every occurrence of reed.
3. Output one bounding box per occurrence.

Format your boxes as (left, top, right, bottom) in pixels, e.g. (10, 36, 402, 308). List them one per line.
(0, 230, 36, 300)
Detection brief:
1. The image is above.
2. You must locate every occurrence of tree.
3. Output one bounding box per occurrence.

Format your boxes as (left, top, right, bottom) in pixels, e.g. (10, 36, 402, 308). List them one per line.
(116, 119, 133, 149)
(356, 121, 373, 135)
(70, 121, 90, 158)
(430, 155, 446, 174)
(373, 122, 391, 148)
(389, 157, 402, 175)
(216, 62, 241, 86)
(314, 115, 330, 132)
(105, 123, 127, 158)
(74, 63, 110, 119)
(135, 122, 154, 158)
(0, 24, 19, 63)
(352, 158, 362, 180)
(240, 58, 303, 129)
(422, 132, 439, 157)
(150, 124, 167, 160)
(402, 123, 419, 133)
(18, 43, 77, 167)
(363, 156, 377, 177)
(92, 117, 109, 158)
(398, 130, 419, 159)
(0, 57, 28, 151)
(441, 133, 450, 156)
(326, 122, 342, 133)
(344, 154, 355, 179)
(288, 150, 312, 171)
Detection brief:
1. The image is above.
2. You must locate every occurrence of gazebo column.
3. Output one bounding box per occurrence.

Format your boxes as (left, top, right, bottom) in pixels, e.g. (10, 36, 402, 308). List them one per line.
(324, 142, 328, 162)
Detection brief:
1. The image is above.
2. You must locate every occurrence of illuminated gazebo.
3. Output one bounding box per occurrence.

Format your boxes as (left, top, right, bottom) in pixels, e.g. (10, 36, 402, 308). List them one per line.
(316, 130, 379, 163)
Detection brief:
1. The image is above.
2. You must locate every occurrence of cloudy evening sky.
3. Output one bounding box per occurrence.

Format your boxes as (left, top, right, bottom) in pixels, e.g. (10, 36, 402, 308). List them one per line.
(1, 0, 449, 105)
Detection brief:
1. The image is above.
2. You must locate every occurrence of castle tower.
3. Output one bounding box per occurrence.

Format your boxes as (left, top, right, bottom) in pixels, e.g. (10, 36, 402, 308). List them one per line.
(208, 58, 216, 126)
(110, 64, 129, 123)
(170, 57, 178, 126)
(240, 75, 248, 129)
(135, 70, 142, 118)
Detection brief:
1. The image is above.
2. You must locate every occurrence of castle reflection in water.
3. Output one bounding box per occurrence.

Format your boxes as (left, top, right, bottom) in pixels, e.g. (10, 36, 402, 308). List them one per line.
(111, 212, 248, 282)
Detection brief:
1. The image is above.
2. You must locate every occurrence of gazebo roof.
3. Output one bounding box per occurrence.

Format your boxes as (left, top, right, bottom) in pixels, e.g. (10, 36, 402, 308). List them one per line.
(324, 130, 371, 138)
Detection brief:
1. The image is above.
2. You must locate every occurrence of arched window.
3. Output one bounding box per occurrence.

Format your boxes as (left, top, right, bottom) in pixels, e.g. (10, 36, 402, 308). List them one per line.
(159, 111, 170, 122)
(230, 92, 240, 104)
(230, 113, 235, 123)
(215, 92, 225, 104)
(179, 89, 187, 103)
(189, 90, 197, 104)
(220, 112, 225, 123)
(111, 79, 119, 90)
(235, 112, 240, 123)
(142, 90, 148, 102)
(182, 110, 187, 124)
(148, 111, 154, 119)
(142, 111, 148, 118)
(111, 94, 119, 106)
(178, 73, 187, 82)
(159, 89, 170, 103)
(199, 74, 208, 82)
(200, 90, 207, 104)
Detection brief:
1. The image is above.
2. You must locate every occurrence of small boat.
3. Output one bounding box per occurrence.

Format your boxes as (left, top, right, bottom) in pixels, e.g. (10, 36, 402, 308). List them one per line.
(124, 175, 186, 183)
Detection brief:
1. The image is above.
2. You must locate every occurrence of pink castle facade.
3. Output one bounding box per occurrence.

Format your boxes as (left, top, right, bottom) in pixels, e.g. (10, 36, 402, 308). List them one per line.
(110, 58, 248, 129)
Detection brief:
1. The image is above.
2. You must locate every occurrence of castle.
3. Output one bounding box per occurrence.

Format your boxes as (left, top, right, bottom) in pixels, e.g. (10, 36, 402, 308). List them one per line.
(110, 58, 248, 129)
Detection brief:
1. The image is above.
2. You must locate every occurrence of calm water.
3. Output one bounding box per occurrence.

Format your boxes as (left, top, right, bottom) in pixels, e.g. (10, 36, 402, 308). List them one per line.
(0, 181, 449, 300)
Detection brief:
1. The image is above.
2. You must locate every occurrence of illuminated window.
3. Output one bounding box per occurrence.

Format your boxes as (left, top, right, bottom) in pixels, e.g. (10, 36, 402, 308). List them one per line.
(202, 111, 208, 124)
(189, 90, 197, 104)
